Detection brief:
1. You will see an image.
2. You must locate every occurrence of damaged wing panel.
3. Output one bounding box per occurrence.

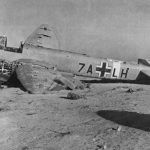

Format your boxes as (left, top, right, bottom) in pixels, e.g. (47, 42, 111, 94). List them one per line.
(15, 59, 81, 94)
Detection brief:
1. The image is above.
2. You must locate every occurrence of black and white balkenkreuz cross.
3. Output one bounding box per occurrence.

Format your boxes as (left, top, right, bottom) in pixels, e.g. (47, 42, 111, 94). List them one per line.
(96, 62, 112, 77)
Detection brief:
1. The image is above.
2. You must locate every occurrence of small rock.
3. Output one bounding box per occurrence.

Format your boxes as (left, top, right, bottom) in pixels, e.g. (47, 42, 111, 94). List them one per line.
(126, 87, 143, 93)
(26, 112, 37, 115)
(96, 144, 107, 150)
(113, 145, 121, 150)
(117, 126, 122, 132)
(67, 92, 85, 100)
(136, 88, 143, 92)
(21, 146, 29, 150)
(126, 88, 134, 93)
(93, 138, 96, 142)
(103, 144, 107, 149)
(0, 106, 11, 112)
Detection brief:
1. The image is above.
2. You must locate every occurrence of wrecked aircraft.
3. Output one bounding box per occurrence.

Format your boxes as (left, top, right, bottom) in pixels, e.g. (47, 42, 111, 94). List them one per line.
(0, 24, 150, 93)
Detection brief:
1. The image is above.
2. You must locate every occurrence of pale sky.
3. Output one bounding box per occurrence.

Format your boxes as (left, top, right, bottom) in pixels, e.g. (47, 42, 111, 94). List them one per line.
(1, 0, 150, 60)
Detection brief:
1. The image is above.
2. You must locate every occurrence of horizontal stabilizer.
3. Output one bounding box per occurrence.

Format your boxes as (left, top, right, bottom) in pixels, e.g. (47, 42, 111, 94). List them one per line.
(136, 69, 150, 82)
(141, 70, 150, 77)
(138, 58, 150, 66)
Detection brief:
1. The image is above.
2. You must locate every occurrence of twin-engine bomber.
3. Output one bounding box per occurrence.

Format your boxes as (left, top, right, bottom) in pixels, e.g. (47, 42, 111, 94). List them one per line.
(0, 24, 150, 93)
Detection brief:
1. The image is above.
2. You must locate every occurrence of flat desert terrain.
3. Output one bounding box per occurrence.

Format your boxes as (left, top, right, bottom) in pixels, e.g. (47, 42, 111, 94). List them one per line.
(1, 83, 150, 150)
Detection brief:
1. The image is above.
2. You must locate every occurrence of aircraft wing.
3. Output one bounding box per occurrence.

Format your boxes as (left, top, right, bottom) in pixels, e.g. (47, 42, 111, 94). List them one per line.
(15, 59, 84, 94)
(24, 24, 60, 49)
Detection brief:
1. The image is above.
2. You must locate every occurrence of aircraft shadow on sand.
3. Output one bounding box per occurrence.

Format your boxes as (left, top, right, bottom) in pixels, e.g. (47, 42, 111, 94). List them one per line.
(97, 110, 150, 132)
(82, 79, 150, 84)
(3, 75, 150, 93)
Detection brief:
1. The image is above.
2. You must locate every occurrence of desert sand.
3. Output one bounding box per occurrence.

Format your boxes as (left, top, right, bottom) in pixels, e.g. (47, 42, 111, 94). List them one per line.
(0, 83, 150, 150)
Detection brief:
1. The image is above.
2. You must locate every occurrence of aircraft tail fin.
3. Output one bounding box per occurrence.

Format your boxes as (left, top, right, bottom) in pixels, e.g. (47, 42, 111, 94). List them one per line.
(138, 58, 150, 66)
(24, 24, 60, 49)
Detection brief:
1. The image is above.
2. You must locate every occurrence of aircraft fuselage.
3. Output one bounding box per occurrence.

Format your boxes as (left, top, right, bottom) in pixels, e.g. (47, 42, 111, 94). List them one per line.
(21, 44, 149, 81)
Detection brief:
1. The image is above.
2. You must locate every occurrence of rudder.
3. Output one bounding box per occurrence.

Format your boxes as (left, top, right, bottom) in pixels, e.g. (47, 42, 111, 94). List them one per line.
(24, 24, 60, 49)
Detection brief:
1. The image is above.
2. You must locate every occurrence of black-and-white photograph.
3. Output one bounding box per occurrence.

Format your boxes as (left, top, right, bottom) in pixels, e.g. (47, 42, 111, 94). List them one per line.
(1, 0, 150, 149)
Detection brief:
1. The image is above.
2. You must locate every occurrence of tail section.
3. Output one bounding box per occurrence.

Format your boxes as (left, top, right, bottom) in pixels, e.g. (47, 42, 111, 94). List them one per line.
(138, 58, 150, 66)
(137, 58, 150, 81)
(24, 24, 60, 49)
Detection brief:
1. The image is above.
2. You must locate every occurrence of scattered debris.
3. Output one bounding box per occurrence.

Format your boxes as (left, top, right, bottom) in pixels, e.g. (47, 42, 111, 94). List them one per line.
(117, 126, 122, 132)
(26, 112, 37, 115)
(111, 126, 122, 132)
(112, 86, 129, 91)
(111, 86, 144, 94)
(0, 84, 7, 89)
(21, 146, 29, 150)
(126, 88, 134, 93)
(8, 99, 14, 102)
(103, 144, 107, 150)
(96, 144, 107, 150)
(84, 83, 90, 89)
(66, 92, 85, 100)
(125, 97, 130, 101)
(136, 88, 144, 92)
(93, 138, 96, 142)
(48, 129, 71, 137)
(28, 101, 33, 104)
(126, 88, 143, 93)
(0, 106, 10, 112)
(59, 131, 71, 137)
(112, 145, 121, 150)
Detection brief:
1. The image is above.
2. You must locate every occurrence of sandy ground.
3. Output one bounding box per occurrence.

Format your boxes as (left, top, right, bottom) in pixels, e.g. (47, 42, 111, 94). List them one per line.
(0, 83, 150, 150)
